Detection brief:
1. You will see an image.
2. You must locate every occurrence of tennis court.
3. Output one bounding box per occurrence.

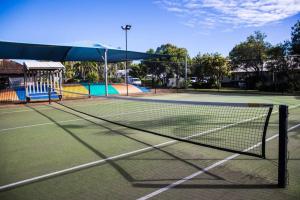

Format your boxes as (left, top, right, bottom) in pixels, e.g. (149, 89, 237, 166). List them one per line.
(0, 92, 300, 200)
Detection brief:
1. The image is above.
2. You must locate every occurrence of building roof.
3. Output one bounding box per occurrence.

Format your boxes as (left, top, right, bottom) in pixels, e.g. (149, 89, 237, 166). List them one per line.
(231, 67, 269, 73)
(0, 59, 23, 75)
(23, 60, 65, 70)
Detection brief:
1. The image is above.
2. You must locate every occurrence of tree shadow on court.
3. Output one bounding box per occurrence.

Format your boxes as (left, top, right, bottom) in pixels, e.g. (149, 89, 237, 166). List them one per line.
(27, 105, 135, 182)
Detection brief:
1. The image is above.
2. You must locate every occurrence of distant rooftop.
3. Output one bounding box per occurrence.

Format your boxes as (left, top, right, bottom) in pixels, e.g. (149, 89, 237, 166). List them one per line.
(0, 59, 23, 75)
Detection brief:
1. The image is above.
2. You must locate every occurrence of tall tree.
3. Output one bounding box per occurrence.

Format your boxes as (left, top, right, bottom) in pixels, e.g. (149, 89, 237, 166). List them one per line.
(266, 43, 300, 91)
(191, 53, 230, 88)
(73, 61, 99, 82)
(266, 44, 289, 91)
(291, 20, 300, 55)
(144, 44, 189, 86)
(129, 63, 147, 80)
(229, 31, 271, 75)
(63, 61, 77, 82)
(191, 53, 204, 79)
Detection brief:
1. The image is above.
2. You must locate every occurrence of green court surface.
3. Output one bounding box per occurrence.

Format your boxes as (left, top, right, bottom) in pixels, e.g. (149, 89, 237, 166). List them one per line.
(0, 92, 299, 200)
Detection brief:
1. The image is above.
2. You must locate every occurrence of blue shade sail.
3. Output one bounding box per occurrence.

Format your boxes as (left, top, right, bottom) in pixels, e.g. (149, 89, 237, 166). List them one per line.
(0, 41, 166, 62)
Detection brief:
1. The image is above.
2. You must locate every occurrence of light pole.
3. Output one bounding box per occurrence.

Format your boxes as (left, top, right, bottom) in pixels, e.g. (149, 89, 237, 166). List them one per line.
(121, 24, 131, 96)
(185, 54, 188, 89)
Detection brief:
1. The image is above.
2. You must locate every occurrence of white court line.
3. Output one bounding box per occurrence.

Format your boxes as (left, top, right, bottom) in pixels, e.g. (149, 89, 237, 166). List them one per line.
(288, 104, 300, 109)
(0, 101, 100, 115)
(0, 106, 171, 133)
(0, 99, 115, 115)
(0, 95, 148, 115)
(0, 139, 176, 191)
(0, 112, 268, 191)
(0, 107, 53, 115)
(0, 118, 86, 132)
(136, 123, 300, 200)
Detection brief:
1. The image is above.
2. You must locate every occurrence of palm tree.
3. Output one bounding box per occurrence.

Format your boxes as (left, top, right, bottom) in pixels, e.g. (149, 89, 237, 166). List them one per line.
(73, 61, 99, 82)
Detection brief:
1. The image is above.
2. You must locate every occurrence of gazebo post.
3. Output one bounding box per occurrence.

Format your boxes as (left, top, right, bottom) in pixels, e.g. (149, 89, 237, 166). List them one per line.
(23, 66, 29, 103)
(59, 69, 63, 95)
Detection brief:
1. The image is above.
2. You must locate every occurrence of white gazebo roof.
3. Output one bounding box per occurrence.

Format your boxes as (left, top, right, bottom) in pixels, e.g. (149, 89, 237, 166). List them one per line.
(23, 60, 65, 70)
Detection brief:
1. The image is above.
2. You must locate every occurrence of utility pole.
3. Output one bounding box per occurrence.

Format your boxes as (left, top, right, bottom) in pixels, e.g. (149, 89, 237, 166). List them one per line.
(121, 25, 132, 96)
(185, 54, 188, 89)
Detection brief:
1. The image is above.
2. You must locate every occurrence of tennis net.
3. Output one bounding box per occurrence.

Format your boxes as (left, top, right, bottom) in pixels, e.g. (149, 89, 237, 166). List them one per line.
(51, 88, 273, 158)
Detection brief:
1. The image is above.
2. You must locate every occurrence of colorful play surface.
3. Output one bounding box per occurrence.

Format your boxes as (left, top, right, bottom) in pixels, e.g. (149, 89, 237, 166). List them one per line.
(0, 83, 150, 102)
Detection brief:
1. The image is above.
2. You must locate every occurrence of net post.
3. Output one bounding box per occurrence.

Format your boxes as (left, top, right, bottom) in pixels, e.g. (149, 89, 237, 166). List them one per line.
(278, 105, 288, 188)
(48, 86, 51, 105)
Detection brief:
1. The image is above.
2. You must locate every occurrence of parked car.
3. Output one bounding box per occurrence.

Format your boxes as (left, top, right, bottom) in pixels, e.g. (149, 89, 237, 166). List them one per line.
(238, 81, 247, 88)
(199, 79, 208, 83)
(128, 77, 142, 86)
(190, 77, 198, 83)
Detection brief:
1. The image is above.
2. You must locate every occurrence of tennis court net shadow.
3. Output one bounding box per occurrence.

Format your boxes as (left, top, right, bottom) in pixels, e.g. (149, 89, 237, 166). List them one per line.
(132, 183, 278, 189)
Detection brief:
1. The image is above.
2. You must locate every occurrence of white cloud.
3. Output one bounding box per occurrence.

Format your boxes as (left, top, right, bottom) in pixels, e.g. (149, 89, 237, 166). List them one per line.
(166, 7, 185, 12)
(154, 0, 300, 28)
(184, 2, 201, 9)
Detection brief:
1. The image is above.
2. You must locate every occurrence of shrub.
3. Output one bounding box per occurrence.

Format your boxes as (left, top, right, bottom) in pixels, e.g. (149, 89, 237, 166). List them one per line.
(86, 72, 99, 83)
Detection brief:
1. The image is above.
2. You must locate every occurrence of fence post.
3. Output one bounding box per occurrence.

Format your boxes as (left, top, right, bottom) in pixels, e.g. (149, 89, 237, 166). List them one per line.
(48, 86, 51, 105)
(88, 83, 91, 98)
(278, 105, 288, 188)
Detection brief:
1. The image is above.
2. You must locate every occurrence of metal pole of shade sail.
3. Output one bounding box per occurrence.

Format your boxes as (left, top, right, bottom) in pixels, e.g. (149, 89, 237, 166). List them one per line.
(121, 25, 131, 96)
(126, 30, 128, 96)
(88, 82, 91, 98)
(104, 49, 108, 96)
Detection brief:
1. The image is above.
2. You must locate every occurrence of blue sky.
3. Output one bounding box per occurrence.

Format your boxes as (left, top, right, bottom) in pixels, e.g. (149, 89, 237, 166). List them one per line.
(0, 0, 299, 57)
